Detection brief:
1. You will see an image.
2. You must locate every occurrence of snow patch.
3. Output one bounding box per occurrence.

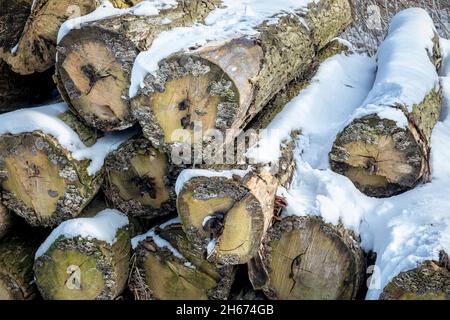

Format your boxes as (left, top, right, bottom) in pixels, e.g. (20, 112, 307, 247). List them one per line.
(35, 209, 129, 259)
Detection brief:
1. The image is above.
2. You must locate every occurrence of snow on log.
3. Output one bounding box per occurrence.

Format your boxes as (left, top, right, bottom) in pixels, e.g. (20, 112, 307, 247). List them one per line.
(130, 218, 235, 300)
(0, 234, 40, 300)
(176, 170, 278, 266)
(34, 209, 131, 300)
(0, 103, 134, 227)
(131, 0, 352, 151)
(0, 202, 14, 240)
(380, 251, 449, 300)
(249, 216, 365, 300)
(329, 9, 442, 198)
(55, 0, 220, 131)
(104, 137, 179, 219)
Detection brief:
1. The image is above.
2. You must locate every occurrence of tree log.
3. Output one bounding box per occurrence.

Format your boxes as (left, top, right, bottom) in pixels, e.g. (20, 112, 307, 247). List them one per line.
(380, 251, 450, 300)
(132, 0, 351, 151)
(329, 11, 442, 198)
(104, 137, 178, 219)
(0, 234, 40, 300)
(249, 216, 364, 300)
(34, 210, 131, 300)
(0, 109, 103, 227)
(0, 0, 32, 52)
(130, 220, 235, 300)
(177, 171, 278, 266)
(0, 202, 14, 240)
(55, 0, 220, 131)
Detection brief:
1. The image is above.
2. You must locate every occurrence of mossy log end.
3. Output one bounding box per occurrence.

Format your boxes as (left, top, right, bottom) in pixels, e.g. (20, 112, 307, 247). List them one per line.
(34, 226, 131, 300)
(329, 39, 442, 198)
(0, 113, 103, 227)
(380, 252, 450, 300)
(132, 0, 352, 151)
(0, 202, 14, 240)
(177, 171, 278, 266)
(104, 138, 178, 219)
(249, 216, 365, 300)
(55, 0, 220, 132)
(0, 235, 40, 300)
(130, 222, 235, 300)
(0, 0, 32, 51)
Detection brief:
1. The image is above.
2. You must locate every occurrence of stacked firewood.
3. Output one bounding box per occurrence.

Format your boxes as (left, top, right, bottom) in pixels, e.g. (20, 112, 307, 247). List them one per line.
(0, 0, 447, 300)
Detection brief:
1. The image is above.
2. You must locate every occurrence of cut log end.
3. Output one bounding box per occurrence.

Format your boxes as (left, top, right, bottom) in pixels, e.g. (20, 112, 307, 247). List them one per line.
(57, 27, 139, 131)
(380, 257, 450, 300)
(34, 227, 131, 300)
(104, 138, 177, 219)
(252, 216, 364, 300)
(330, 115, 426, 198)
(0, 133, 101, 227)
(132, 55, 241, 148)
(130, 222, 234, 300)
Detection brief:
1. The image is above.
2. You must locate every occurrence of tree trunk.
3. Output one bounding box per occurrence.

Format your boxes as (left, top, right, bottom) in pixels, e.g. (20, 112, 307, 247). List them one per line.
(132, 0, 352, 152)
(0, 202, 14, 240)
(177, 171, 278, 266)
(55, 0, 221, 131)
(34, 211, 131, 300)
(130, 221, 235, 300)
(0, 234, 40, 300)
(380, 252, 450, 300)
(248, 216, 365, 300)
(0, 111, 103, 227)
(0, 0, 32, 52)
(104, 137, 179, 219)
(329, 36, 442, 198)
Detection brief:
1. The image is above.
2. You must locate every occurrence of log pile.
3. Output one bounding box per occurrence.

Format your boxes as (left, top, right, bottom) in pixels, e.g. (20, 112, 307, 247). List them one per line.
(0, 0, 448, 301)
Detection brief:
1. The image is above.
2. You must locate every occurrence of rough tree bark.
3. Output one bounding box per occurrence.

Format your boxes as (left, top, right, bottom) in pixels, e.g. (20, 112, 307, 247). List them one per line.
(0, 234, 40, 300)
(0, 111, 103, 227)
(0, 202, 14, 240)
(130, 221, 235, 300)
(55, 0, 220, 131)
(132, 0, 352, 152)
(329, 39, 442, 198)
(34, 218, 131, 300)
(104, 137, 179, 219)
(249, 216, 365, 300)
(0, 0, 32, 52)
(380, 251, 450, 300)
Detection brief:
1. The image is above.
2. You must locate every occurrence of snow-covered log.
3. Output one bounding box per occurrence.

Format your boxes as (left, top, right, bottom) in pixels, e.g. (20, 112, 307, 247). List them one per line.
(380, 251, 450, 300)
(249, 216, 365, 300)
(34, 210, 131, 300)
(132, 0, 352, 151)
(130, 219, 235, 300)
(329, 9, 442, 198)
(0, 202, 14, 240)
(104, 137, 179, 219)
(0, 234, 40, 300)
(0, 103, 134, 227)
(177, 170, 278, 266)
(55, 0, 221, 131)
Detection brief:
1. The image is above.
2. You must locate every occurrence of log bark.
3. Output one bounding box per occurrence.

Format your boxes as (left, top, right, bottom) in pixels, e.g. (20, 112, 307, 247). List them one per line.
(0, 111, 103, 227)
(380, 252, 450, 300)
(249, 216, 365, 300)
(0, 234, 40, 300)
(0, 0, 32, 52)
(104, 137, 178, 219)
(130, 221, 235, 300)
(132, 0, 352, 151)
(34, 215, 131, 300)
(55, 0, 221, 131)
(0, 202, 14, 240)
(329, 39, 442, 198)
(177, 171, 278, 266)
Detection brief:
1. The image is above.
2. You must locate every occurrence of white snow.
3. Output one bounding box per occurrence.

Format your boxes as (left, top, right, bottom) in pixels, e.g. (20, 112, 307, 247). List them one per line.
(175, 168, 251, 195)
(129, 0, 316, 97)
(0, 103, 135, 175)
(131, 217, 194, 269)
(57, 0, 178, 43)
(10, 43, 19, 54)
(35, 209, 129, 259)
